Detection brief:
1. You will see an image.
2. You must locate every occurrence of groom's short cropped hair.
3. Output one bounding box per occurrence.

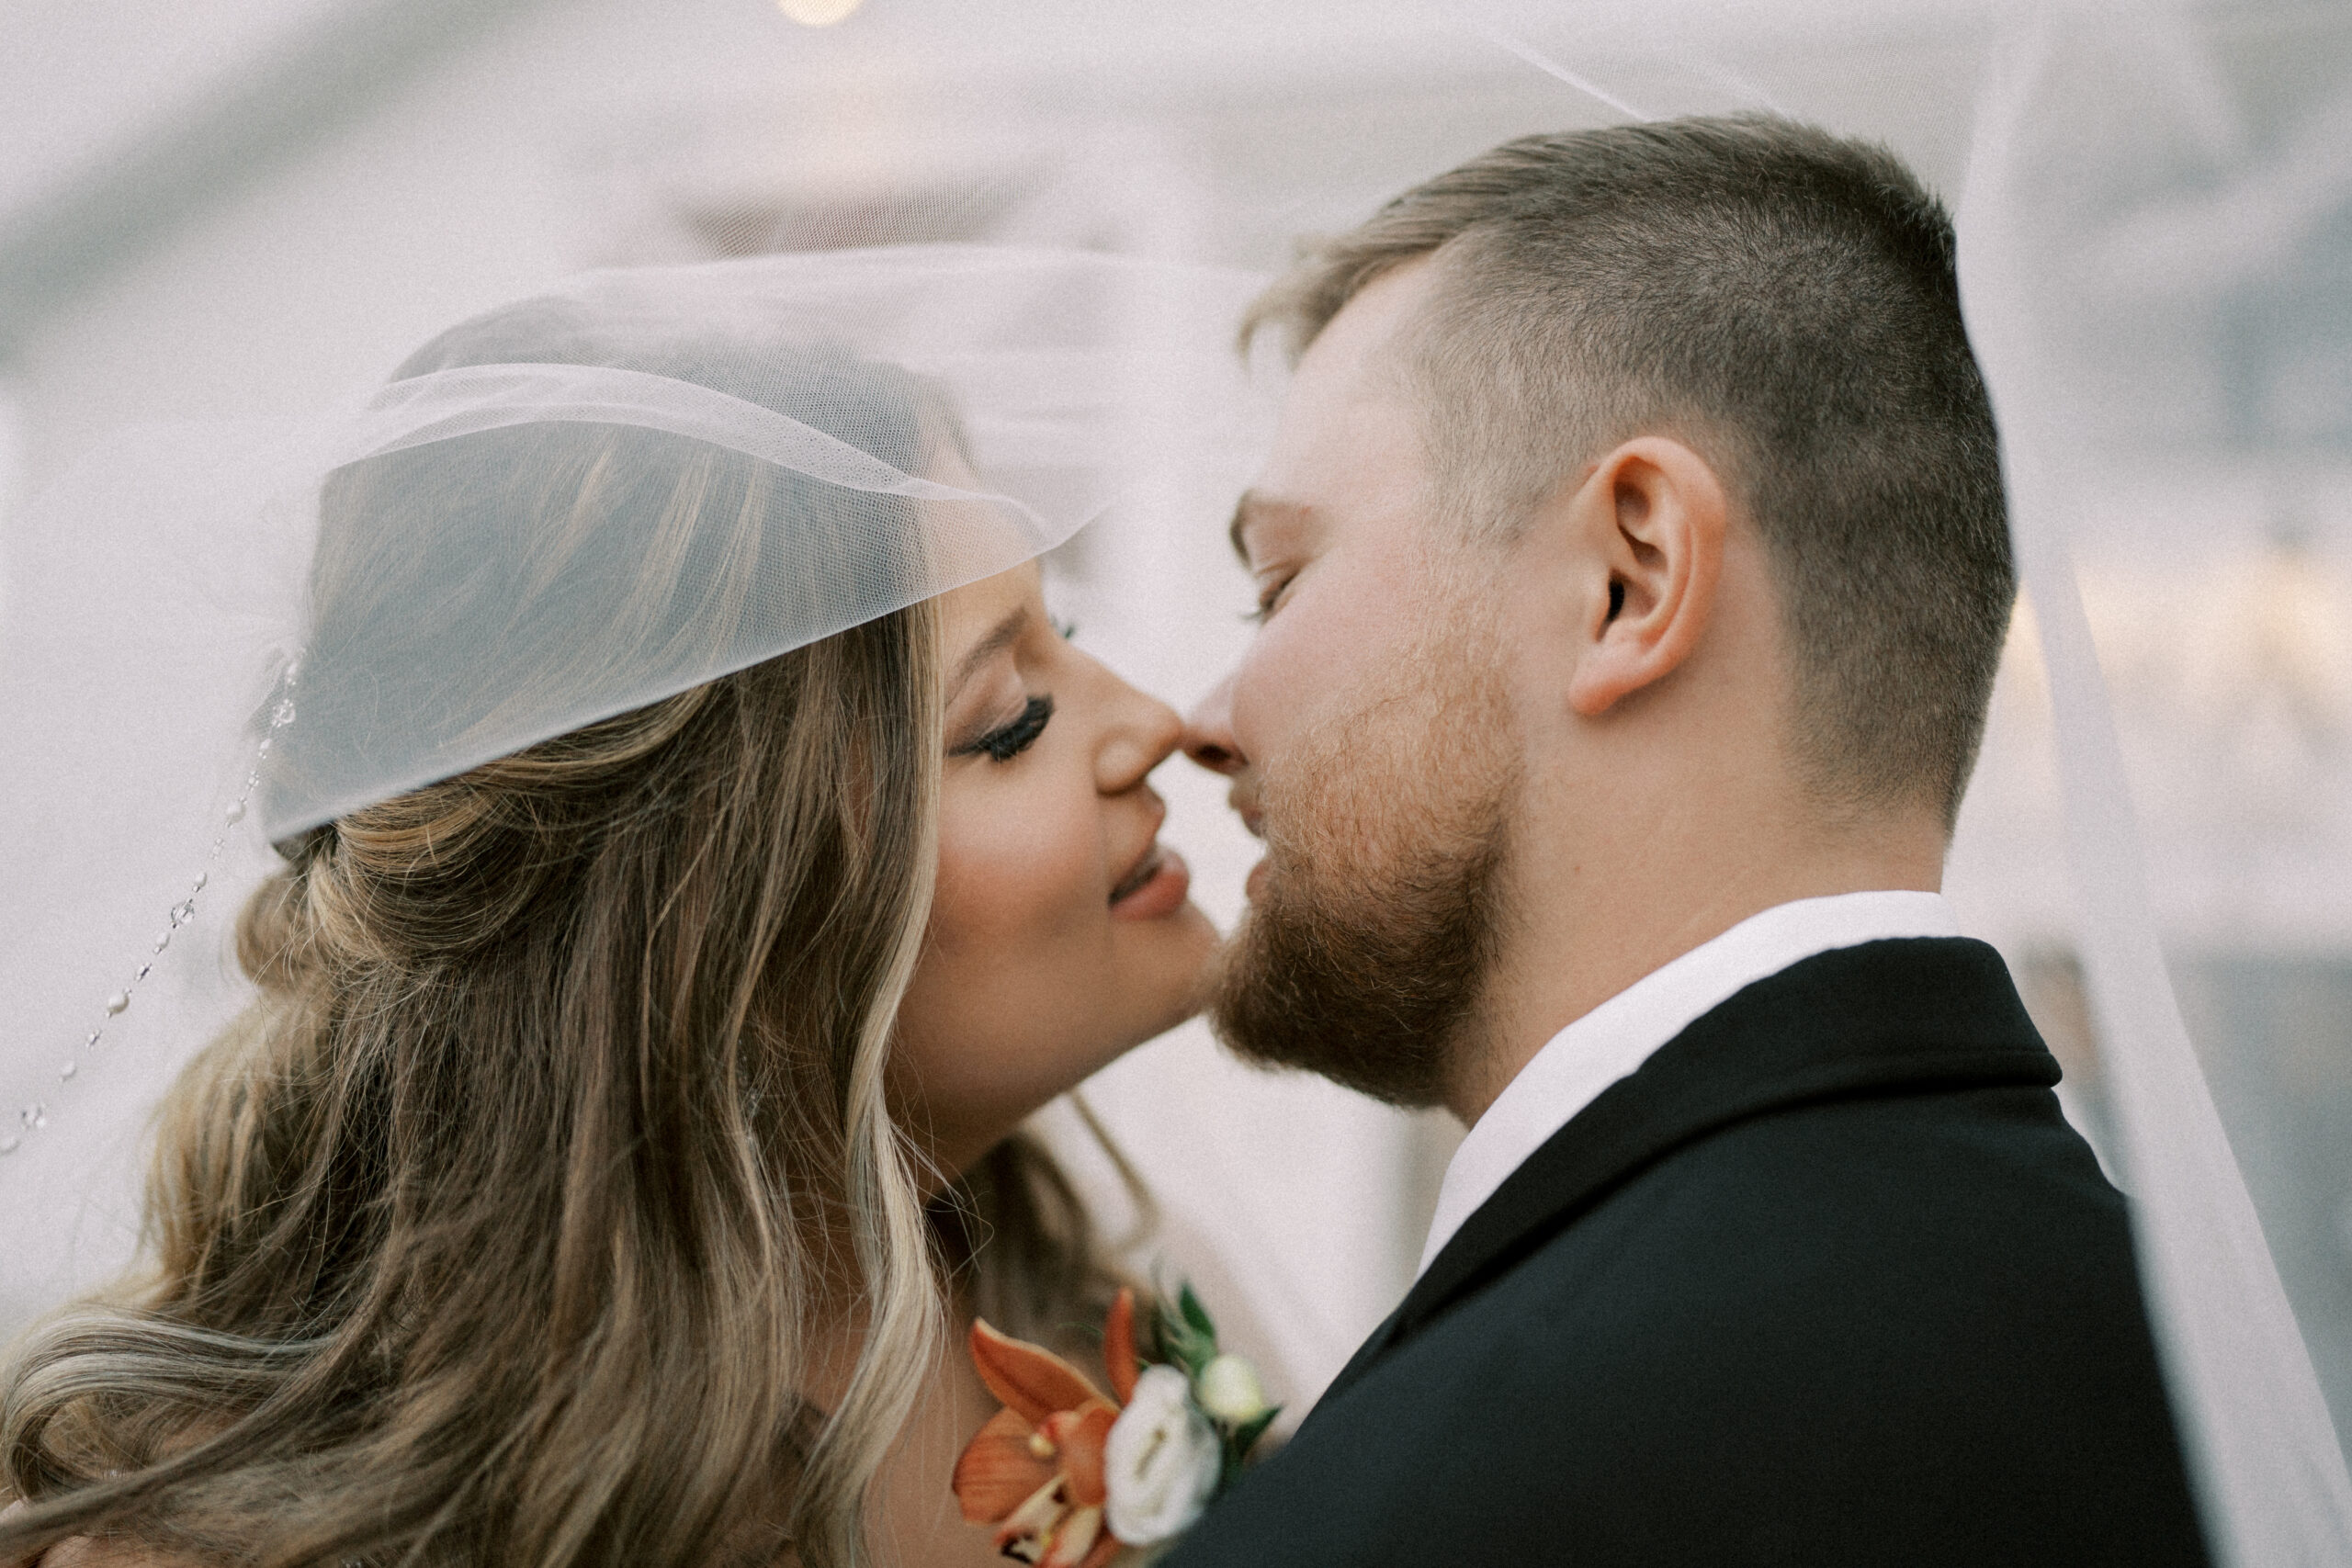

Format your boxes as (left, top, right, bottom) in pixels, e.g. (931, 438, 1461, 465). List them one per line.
(1246, 116, 2013, 828)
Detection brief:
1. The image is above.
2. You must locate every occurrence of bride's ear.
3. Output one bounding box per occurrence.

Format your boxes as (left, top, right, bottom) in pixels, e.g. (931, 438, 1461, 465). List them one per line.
(1554, 436, 1727, 717)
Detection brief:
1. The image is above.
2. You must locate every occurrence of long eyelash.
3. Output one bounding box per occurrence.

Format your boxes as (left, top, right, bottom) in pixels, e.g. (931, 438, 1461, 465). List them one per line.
(963, 694, 1054, 762)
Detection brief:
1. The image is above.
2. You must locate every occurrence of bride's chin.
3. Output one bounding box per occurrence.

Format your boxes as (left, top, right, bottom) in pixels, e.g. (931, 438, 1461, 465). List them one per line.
(898, 904, 1223, 1181)
(1144, 898, 1224, 1023)
(1023, 903, 1220, 1103)
(1077, 925, 1217, 1079)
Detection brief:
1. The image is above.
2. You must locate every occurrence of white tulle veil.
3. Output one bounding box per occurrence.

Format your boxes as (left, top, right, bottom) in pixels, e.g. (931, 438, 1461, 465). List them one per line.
(1956, 14, 2352, 1562)
(5, 7, 2350, 1567)
(0, 243, 1263, 1282)
(1444, 8, 2352, 1562)
(1179, 7, 2352, 1560)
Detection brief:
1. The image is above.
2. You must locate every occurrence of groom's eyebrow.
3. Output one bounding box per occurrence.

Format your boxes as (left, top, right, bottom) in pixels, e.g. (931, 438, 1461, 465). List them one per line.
(1227, 494, 1258, 562)
(948, 607, 1029, 702)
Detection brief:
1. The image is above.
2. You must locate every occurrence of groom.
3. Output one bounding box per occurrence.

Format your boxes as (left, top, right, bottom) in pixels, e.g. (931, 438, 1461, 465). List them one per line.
(1169, 118, 2211, 1564)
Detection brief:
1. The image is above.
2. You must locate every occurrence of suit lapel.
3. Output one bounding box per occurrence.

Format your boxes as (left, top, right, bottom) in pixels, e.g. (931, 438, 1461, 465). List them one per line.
(1316, 939, 2056, 1412)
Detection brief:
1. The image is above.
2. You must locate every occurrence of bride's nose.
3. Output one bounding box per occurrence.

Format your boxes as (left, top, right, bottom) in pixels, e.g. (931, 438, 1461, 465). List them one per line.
(1098, 681, 1185, 795)
(1182, 675, 1244, 776)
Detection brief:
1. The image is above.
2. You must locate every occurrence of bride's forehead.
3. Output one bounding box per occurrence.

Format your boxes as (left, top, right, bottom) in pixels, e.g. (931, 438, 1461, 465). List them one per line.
(937, 561, 1044, 642)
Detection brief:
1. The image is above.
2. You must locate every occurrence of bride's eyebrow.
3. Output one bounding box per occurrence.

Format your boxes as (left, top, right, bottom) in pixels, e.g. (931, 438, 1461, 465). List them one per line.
(947, 607, 1030, 703)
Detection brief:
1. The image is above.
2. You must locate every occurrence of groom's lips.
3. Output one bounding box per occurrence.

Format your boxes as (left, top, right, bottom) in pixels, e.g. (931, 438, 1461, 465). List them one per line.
(1230, 785, 1269, 899)
(1228, 785, 1265, 840)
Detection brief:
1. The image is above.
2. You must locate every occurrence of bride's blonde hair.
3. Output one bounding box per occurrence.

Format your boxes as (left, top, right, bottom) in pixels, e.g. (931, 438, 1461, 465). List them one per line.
(0, 340, 1125, 1568)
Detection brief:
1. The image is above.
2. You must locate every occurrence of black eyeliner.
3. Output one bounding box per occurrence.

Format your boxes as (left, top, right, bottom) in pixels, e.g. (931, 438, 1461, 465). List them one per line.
(956, 694, 1054, 762)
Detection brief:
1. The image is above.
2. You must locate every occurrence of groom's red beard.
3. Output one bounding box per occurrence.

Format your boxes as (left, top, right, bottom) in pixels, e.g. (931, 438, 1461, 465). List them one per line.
(1210, 659, 1517, 1111)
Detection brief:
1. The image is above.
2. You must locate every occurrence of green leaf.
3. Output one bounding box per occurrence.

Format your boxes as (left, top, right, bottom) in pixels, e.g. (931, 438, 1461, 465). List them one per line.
(1178, 1282, 1218, 1342)
(1168, 1332, 1213, 1380)
(1212, 1404, 1283, 1495)
(1152, 1291, 1214, 1378)
(1227, 1406, 1281, 1459)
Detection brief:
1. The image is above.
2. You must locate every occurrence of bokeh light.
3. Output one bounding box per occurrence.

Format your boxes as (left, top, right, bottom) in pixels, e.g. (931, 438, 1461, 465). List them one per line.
(776, 0, 865, 26)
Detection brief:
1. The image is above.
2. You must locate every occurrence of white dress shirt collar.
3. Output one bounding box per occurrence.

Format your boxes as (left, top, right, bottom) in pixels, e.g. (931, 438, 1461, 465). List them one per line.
(1416, 890, 1961, 1276)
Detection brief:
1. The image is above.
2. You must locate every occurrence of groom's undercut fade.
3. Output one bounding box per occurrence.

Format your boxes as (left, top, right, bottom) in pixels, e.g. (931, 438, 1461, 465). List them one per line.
(1246, 115, 2014, 827)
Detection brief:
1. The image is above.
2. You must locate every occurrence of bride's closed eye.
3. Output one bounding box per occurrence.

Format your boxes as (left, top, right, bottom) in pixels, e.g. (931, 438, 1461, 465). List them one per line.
(958, 694, 1054, 762)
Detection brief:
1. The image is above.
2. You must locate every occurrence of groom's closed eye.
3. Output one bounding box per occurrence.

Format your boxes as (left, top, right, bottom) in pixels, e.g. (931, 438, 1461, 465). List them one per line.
(1246, 572, 1298, 626)
(1229, 491, 1317, 626)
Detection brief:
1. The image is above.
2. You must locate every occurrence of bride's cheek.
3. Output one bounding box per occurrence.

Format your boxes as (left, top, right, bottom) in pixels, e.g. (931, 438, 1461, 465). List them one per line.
(902, 798, 1107, 1106)
(929, 787, 1098, 954)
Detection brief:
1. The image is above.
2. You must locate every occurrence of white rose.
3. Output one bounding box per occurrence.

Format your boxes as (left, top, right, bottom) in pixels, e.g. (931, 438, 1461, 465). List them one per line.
(1193, 1353, 1269, 1426)
(1103, 1364, 1221, 1544)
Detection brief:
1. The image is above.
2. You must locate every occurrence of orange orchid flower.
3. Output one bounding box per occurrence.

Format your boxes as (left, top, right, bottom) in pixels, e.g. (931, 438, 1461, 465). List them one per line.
(953, 1289, 1143, 1568)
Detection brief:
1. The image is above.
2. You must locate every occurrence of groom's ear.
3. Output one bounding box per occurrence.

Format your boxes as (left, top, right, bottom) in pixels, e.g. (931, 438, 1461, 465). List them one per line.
(1555, 436, 1727, 718)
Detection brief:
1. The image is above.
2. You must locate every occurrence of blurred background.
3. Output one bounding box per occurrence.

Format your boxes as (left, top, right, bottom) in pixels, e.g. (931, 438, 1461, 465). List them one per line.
(0, 0, 2346, 1453)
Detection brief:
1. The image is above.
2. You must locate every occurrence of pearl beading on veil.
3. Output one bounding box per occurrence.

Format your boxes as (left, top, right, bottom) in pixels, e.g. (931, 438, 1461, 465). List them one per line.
(2, 660, 300, 1158)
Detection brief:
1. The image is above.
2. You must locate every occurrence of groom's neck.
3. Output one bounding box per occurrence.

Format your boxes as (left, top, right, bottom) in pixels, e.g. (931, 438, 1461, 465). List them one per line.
(1443, 782, 1948, 1126)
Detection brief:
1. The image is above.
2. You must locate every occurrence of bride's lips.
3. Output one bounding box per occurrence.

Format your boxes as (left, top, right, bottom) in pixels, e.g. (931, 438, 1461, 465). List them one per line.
(1109, 841, 1191, 921)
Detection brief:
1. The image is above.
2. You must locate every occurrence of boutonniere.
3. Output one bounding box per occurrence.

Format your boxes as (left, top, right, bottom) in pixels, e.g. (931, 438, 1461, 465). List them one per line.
(952, 1283, 1280, 1566)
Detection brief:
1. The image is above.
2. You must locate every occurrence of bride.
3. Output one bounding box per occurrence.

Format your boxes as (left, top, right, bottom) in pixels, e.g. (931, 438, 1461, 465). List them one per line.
(0, 250, 1243, 1568)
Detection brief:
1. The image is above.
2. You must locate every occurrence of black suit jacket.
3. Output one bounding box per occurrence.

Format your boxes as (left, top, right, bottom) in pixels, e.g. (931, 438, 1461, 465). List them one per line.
(1167, 939, 2211, 1566)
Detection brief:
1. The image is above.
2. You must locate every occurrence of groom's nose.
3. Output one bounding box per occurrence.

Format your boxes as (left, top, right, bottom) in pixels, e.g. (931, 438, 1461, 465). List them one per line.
(1182, 675, 1246, 776)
